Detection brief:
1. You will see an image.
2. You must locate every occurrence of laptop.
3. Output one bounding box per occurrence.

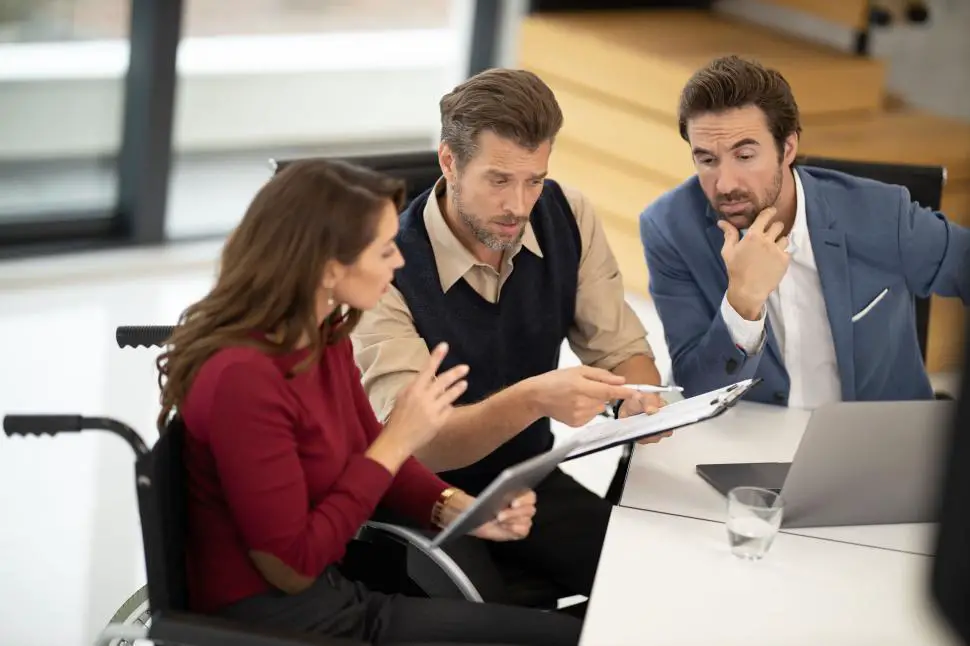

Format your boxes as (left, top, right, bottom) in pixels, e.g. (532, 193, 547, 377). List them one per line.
(696, 400, 955, 528)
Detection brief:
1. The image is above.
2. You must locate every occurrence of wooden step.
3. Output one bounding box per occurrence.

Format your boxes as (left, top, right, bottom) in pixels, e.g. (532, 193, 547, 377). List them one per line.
(733, 0, 870, 30)
(928, 299, 967, 372)
(941, 186, 970, 223)
(551, 79, 694, 184)
(550, 139, 667, 231)
(550, 140, 659, 296)
(799, 110, 970, 184)
(602, 219, 650, 298)
(519, 10, 886, 119)
(799, 109, 970, 226)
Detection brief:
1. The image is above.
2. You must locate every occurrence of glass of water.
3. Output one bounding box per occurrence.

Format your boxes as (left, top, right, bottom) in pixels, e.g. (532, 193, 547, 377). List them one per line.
(726, 486, 784, 560)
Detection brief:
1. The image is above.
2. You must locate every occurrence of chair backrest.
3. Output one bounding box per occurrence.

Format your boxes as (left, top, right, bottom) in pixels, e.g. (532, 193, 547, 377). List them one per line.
(797, 157, 947, 206)
(270, 151, 442, 203)
(136, 417, 190, 614)
(796, 155, 947, 361)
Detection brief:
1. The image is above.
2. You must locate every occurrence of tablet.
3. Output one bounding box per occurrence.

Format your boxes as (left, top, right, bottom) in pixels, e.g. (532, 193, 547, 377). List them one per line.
(429, 438, 580, 549)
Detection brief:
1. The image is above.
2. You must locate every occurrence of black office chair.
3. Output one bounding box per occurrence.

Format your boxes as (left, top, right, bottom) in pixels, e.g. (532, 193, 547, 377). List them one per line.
(270, 151, 444, 205)
(2, 413, 367, 646)
(796, 155, 948, 362)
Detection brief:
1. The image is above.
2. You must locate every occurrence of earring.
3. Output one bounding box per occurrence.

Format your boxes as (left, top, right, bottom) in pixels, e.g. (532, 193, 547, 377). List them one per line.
(326, 292, 335, 307)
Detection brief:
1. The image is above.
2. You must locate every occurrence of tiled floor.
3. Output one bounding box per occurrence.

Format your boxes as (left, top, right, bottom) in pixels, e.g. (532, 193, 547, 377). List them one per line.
(0, 241, 671, 646)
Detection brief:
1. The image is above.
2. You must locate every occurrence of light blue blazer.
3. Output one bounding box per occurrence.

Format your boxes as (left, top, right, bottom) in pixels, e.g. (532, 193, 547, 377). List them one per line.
(639, 166, 970, 405)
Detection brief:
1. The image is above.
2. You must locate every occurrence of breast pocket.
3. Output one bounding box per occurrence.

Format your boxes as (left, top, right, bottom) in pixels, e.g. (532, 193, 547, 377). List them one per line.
(851, 286, 891, 323)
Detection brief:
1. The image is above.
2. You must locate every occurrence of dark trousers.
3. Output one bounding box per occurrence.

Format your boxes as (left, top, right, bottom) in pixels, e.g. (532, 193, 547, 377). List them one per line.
(377, 468, 613, 613)
(219, 568, 582, 646)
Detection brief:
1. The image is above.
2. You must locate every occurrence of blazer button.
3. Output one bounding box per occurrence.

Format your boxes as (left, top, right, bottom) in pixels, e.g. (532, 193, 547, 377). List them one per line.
(773, 392, 787, 404)
(725, 358, 739, 374)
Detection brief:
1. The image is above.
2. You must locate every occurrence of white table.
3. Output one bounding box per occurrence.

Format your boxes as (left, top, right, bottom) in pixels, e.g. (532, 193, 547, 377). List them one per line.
(581, 507, 959, 646)
(619, 400, 936, 555)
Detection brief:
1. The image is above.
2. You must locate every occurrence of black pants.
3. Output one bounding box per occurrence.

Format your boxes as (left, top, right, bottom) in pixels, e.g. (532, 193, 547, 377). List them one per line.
(218, 568, 582, 646)
(376, 468, 612, 612)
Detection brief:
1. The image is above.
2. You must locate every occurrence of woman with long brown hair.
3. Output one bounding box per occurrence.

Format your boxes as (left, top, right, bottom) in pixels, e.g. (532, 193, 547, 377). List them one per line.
(156, 159, 581, 645)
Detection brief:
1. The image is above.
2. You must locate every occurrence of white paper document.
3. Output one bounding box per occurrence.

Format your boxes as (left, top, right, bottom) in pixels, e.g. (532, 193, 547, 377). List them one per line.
(565, 379, 758, 460)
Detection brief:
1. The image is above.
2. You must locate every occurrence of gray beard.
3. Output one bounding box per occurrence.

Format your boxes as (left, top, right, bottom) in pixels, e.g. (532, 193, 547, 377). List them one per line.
(452, 182, 524, 251)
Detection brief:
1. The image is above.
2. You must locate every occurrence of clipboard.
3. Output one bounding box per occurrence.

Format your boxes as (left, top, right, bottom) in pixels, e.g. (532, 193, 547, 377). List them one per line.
(563, 378, 762, 461)
(428, 379, 760, 549)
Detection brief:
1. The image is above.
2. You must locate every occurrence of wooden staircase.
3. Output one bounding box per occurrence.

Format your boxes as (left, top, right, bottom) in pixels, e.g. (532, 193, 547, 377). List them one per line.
(518, 6, 970, 372)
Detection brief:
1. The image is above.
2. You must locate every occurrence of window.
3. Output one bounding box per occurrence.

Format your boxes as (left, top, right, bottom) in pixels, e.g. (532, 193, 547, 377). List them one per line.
(0, 0, 498, 254)
(0, 0, 129, 245)
(164, 0, 461, 237)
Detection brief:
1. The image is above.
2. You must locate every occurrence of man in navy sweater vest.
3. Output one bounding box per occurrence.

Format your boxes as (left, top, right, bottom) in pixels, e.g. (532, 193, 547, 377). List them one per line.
(352, 68, 666, 612)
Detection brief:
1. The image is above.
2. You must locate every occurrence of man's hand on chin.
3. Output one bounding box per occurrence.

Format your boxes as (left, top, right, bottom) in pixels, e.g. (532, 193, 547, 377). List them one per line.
(616, 392, 673, 445)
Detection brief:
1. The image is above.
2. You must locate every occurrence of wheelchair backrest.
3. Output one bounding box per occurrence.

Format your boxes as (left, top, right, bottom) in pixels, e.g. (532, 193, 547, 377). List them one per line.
(136, 416, 190, 614)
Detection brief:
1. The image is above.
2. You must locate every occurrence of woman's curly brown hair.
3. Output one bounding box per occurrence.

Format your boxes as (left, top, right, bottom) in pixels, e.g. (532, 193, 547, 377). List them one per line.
(155, 158, 405, 432)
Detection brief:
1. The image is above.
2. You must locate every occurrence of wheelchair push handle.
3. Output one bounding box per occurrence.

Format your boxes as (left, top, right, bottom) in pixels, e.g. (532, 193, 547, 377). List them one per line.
(116, 325, 175, 349)
(3, 415, 150, 457)
(3, 414, 84, 436)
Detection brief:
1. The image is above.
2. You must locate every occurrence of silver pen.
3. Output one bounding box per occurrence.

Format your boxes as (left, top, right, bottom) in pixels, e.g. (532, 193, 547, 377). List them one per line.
(625, 384, 683, 394)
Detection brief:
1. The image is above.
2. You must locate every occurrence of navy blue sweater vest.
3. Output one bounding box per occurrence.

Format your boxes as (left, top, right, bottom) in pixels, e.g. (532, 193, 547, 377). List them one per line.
(393, 180, 581, 494)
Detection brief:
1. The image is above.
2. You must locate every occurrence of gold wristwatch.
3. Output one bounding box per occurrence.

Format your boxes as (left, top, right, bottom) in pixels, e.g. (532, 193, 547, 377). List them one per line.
(432, 487, 460, 528)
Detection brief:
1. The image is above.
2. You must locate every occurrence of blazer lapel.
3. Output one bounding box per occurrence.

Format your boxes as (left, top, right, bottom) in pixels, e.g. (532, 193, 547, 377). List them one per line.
(803, 172, 857, 400)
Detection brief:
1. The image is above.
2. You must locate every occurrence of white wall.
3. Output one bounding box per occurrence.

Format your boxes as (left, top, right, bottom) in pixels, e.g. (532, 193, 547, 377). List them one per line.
(867, 0, 970, 121)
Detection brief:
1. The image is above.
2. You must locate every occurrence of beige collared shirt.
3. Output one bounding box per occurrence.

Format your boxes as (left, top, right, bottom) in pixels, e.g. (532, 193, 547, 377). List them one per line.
(352, 177, 653, 421)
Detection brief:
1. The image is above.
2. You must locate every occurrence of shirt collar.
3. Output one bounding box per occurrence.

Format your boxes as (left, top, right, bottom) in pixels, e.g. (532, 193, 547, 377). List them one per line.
(787, 167, 809, 254)
(421, 176, 543, 292)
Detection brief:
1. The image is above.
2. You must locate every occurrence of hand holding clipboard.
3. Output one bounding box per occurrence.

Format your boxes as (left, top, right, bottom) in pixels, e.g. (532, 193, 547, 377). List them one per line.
(428, 380, 761, 550)
(566, 379, 762, 460)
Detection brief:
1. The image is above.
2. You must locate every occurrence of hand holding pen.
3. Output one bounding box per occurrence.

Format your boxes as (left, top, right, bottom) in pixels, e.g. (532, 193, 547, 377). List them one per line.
(604, 384, 680, 444)
(602, 384, 682, 417)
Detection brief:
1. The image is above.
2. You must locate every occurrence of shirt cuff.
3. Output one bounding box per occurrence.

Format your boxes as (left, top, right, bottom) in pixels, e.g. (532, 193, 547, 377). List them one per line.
(720, 293, 767, 355)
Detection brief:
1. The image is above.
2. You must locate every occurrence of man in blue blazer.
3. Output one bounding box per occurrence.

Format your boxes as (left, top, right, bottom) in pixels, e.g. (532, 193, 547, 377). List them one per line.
(640, 55, 970, 408)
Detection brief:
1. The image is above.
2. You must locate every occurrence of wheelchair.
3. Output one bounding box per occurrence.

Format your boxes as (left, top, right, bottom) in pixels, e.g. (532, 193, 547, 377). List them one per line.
(2, 322, 593, 645)
(4, 322, 499, 646)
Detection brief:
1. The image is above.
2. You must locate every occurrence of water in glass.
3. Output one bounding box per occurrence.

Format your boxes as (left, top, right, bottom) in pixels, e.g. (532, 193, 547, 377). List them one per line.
(726, 486, 784, 560)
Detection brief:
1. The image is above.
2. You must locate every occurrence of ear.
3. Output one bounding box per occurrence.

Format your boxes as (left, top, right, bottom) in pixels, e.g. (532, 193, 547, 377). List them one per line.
(438, 141, 457, 183)
(783, 132, 799, 167)
(320, 259, 346, 292)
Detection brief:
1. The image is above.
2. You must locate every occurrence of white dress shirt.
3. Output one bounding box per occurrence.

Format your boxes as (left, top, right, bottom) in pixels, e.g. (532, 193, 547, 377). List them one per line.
(720, 169, 843, 410)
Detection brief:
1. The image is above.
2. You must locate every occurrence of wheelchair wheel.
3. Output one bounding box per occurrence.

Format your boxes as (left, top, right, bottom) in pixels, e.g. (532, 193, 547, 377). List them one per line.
(101, 585, 150, 646)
